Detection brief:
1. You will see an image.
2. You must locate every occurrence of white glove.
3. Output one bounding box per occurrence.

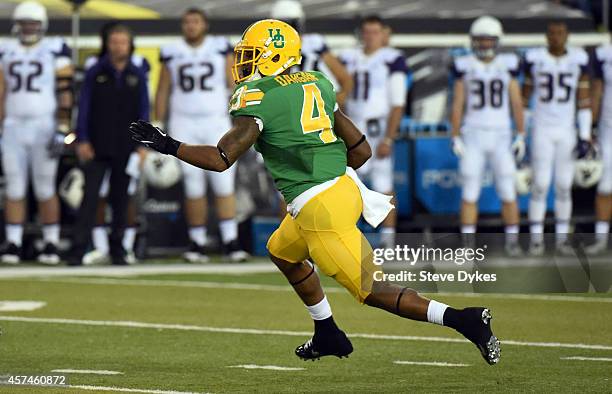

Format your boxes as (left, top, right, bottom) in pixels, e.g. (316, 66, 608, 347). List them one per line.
(451, 136, 465, 158)
(512, 134, 526, 162)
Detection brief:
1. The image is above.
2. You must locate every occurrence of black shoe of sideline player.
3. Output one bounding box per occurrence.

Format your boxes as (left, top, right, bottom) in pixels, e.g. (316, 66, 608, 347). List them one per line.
(456, 307, 501, 365)
(295, 328, 353, 361)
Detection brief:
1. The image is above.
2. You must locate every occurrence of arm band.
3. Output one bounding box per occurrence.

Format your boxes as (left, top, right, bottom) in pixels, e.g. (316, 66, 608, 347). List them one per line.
(347, 135, 366, 152)
(577, 108, 592, 140)
(217, 146, 231, 169)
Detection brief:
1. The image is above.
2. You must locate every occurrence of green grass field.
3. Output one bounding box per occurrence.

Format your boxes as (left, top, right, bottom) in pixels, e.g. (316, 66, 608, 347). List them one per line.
(0, 262, 611, 393)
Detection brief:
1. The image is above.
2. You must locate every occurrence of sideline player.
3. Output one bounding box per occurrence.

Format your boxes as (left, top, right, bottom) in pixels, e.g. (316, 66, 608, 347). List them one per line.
(131, 19, 501, 365)
(155, 8, 248, 262)
(0, 1, 73, 264)
(450, 16, 525, 256)
(588, 43, 612, 254)
(522, 21, 592, 255)
(339, 15, 408, 247)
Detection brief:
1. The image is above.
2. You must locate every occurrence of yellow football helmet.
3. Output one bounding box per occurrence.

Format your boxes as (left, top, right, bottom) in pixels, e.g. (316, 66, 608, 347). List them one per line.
(232, 19, 301, 84)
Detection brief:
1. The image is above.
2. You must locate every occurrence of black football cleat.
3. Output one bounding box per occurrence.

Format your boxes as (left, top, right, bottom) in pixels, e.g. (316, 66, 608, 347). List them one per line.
(295, 329, 353, 361)
(458, 307, 501, 365)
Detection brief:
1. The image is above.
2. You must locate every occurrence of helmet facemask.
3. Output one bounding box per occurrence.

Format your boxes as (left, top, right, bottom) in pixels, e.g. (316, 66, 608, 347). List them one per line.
(471, 35, 499, 59)
(12, 19, 44, 45)
(232, 45, 264, 83)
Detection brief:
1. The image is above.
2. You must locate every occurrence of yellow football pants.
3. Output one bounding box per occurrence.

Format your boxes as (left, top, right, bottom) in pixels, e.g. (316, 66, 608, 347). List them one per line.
(267, 175, 378, 303)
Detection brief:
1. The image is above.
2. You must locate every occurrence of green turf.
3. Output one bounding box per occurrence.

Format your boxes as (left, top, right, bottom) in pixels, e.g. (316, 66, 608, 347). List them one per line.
(0, 273, 610, 393)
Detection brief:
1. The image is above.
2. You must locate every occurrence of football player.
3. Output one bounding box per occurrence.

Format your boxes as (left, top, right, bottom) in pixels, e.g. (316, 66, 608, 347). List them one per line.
(131, 19, 501, 365)
(522, 21, 592, 255)
(339, 15, 408, 248)
(155, 8, 248, 263)
(450, 16, 525, 256)
(588, 42, 612, 254)
(0, 1, 73, 264)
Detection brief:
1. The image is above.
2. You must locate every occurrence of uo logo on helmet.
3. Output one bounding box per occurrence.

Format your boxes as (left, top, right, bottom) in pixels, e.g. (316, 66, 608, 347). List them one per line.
(268, 28, 285, 48)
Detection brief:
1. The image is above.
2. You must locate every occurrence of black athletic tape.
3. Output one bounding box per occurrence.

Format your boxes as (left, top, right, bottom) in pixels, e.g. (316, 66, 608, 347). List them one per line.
(347, 135, 366, 152)
(217, 146, 231, 169)
(289, 264, 315, 286)
(395, 287, 408, 314)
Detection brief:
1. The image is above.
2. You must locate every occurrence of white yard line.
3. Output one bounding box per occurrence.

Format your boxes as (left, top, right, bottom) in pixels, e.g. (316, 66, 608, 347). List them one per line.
(560, 356, 612, 362)
(1, 315, 611, 351)
(393, 360, 470, 367)
(67, 385, 206, 394)
(19, 276, 612, 304)
(51, 369, 124, 375)
(227, 364, 305, 371)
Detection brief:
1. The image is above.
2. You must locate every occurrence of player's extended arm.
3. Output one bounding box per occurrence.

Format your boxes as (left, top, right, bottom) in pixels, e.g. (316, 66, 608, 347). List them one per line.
(522, 75, 533, 109)
(334, 108, 372, 169)
(322, 52, 353, 107)
(450, 79, 465, 138)
(154, 65, 172, 123)
(129, 116, 260, 172)
(509, 79, 525, 135)
(576, 73, 592, 141)
(55, 65, 74, 129)
(592, 77, 603, 124)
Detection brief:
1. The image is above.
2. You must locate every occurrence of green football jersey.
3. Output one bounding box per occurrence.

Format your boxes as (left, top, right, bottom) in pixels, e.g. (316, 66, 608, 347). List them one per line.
(229, 71, 347, 203)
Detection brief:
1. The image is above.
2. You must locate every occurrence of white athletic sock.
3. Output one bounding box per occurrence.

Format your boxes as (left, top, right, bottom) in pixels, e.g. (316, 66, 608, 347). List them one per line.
(92, 226, 109, 254)
(188, 226, 207, 246)
(306, 296, 332, 320)
(555, 197, 572, 223)
(595, 221, 610, 242)
(42, 224, 60, 245)
(530, 223, 544, 245)
(427, 300, 448, 326)
(6, 224, 23, 247)
(219, 219, 238, 244)
(505, 225, 519, 244)
(123, 227, 137, 252)
(556, 221, 570, 244)
(461, 224, 476, 234)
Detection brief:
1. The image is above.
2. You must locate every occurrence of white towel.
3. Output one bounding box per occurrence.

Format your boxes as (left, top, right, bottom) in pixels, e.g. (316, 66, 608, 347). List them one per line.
(345, 167, 394, 228)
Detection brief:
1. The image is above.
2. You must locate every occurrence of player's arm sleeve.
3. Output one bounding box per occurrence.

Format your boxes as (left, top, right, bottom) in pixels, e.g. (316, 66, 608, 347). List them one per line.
(592, 49, 604, 80)
(76, 68, 95, 142)
(387, 55, 408, 107)
(228, 85, 269, 131)
(159, 46, 173, 64)
(314, 35, 330, 56)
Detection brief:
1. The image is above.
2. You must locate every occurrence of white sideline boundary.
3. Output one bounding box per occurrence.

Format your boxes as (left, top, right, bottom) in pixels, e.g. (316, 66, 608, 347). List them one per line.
(227, 364, 305, 371)
(17, 276, 612, 304)
(67, 385, 205, 394)
(393, 360, 470, 367)
(0, 263, 276, 278)
(1, 315, 611, 351)
(560, 356, 612, 362)
(51, 369, 123, 375)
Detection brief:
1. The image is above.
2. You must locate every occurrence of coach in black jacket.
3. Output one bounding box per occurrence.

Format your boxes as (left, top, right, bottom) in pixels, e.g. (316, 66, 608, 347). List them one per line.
(69, 24, 149, 265)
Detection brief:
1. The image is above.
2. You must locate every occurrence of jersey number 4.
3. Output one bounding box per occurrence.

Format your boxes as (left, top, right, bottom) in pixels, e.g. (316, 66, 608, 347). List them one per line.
(301, 83, 337, 143)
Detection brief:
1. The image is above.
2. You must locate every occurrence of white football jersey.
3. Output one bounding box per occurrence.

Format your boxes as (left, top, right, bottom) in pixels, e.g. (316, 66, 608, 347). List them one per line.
(340, 47, 408, 121)
(0, 37, 71, 118)
(593, 45, 612, 127)
(452, 53, 520, 132)
(160, 36, 231, 117)
(523, 47, 589, 130)
(295, 33, 339, 89)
